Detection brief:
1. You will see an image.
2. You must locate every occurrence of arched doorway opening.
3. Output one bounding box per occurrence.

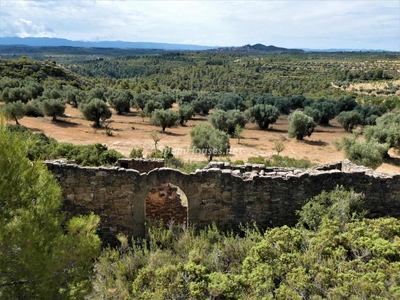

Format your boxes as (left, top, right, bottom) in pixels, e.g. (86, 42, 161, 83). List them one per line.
(145, 183, 188, 227)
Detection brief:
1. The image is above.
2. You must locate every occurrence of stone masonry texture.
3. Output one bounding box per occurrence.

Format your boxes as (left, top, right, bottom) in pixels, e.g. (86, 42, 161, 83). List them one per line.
(44, 160, 400, 246)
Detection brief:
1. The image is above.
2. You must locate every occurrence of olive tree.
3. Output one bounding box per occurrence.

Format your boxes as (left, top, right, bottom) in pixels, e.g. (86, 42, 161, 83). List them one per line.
(107, 90, 132, 114)
(336, 110, 362, 132)
(178, 104, 195, 125)
(2, 101, 26, 125)
(190, 123, 230, 161)
(209, 109, 247, 135)
(80, 98, 112, 127)
(288, 110, 316, 140)
(150, 109, 179, 132)
(247, 104, 280, 130)
(335, 131, 389, 169)
(42, 99, 66, 121)
(364, 110, 400, 157)
(311, 98, 337, 124)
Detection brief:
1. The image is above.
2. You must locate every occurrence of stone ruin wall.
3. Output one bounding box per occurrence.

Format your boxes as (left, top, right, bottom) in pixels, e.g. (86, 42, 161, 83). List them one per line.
(116, 158, 164, 173)
(45, 160, 400, 245)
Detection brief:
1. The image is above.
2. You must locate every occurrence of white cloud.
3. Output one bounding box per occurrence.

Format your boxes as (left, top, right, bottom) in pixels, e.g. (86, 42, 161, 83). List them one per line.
(0, 0, 398, 50)
(2, 17, 57, 38)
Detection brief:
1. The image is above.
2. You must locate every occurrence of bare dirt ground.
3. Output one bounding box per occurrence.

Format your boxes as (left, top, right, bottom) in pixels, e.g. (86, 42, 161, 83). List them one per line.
(13, 104, 400, 174)
(331, 79, 400, 96)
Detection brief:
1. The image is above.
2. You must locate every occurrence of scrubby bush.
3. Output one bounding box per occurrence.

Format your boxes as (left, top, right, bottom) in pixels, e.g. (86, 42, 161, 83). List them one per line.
(335, 130, 389, 169)
(296, 185, 366, 231)
(49, 142, 124, 166)
(266, 155, 314, 168)
(147, 146, 174, 160)
(0, 122, 101, 299)
(129, 148, 144, 159)
(247, 156, 266, 164)
(89, 188, 400, 299)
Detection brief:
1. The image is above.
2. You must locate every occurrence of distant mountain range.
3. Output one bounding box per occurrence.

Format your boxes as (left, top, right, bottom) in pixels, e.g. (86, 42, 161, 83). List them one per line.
(0, 37, 392, 52)
(0, 37, 215, 51)
(301, 48, 390, 53)
(214, 43, 304, 53)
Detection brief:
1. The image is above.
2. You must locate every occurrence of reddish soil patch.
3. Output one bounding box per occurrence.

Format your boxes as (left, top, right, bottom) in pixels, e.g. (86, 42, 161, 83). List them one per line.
(13, 104, 400, 173)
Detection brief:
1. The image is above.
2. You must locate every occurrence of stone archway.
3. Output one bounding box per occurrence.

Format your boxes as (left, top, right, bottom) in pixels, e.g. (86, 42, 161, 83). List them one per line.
(145, 182, 188, 227)
(131, 168, 203, 237)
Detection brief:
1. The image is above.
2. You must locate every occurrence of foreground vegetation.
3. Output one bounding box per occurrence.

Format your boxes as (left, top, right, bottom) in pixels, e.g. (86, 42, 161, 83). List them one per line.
(0, 122, 101, 299)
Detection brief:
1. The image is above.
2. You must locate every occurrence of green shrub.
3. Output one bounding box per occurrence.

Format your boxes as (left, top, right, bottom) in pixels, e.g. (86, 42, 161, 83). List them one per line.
(147, 146, 174, 160)
(129, 148, 144, 158)
(165, 159, 208, 173)
(296, 185, 366, 231)
(247, 155, 314, 168)
(267, 155, 314, 168)
(247, 156, 266, 164)
(99, 149, 124, 165)
(25, 100, 44, 117)
(50, 142, 124, 166)
(335, 131, 389, 169)
(232, 159, 245, 165)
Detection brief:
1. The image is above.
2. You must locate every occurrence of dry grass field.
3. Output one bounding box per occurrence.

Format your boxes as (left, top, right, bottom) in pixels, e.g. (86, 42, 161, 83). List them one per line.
(12, 103, 400, 173)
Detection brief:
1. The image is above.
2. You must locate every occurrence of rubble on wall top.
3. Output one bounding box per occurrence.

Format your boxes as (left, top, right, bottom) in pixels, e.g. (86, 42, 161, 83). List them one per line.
(204, 160, 398, 179)
(116, 158, 165, 163)
(44, 159, 399, 179)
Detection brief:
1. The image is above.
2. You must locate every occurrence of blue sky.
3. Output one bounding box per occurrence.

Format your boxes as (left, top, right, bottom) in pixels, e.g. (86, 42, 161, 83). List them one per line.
(0, 0, 399, 50)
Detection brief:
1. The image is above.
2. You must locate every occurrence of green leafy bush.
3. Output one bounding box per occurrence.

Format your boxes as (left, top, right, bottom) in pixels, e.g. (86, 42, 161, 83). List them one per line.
(335, 131, 389, 169)
(266, 155, 314, 168)
(247, 155, 314, 168)
(296, 185, 366, 231)
(129, 148, 144, 158)
(247, 156, 266, 164)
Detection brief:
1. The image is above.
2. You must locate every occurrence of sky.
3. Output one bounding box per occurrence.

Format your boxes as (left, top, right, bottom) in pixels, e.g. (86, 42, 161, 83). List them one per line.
(0, 0, 399, 51)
